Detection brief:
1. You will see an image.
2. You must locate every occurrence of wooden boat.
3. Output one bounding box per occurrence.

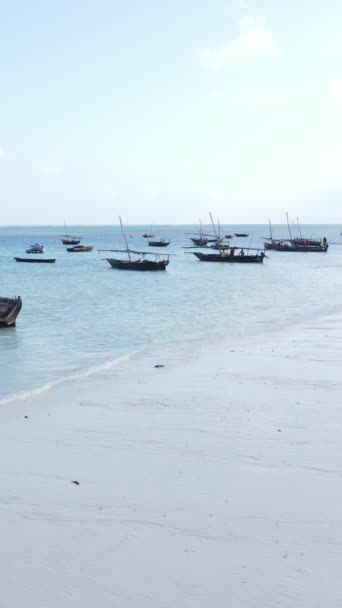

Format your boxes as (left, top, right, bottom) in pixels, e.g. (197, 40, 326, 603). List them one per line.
(265, 241, 328, 252)
(148, 239, 170, 247)
(14, 257, 56, 263)
(265, 216, 328, 252)
(193, 250, 265, 263)
(0, 296, 22, 327)
(142, 225, 155, 238)
(188, 220, 209, 246)
(107, 258, 169, 271)
(235, 233, 249, 237)
(60, 222, 81, 245)
(101, 217, 171, 271)
(209, 242, 230, 250)
(26, 243, 44, 254)
(62, 237, 80, 245)
(191, 236, 208, 246)
(66, 245, 93, 252)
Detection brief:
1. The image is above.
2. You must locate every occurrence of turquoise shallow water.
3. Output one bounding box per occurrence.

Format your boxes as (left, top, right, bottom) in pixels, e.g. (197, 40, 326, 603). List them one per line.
(1, 224, 341, 400)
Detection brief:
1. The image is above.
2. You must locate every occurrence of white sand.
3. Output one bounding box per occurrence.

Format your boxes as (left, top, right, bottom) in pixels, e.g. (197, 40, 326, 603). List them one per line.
(1, 313, 342, 607)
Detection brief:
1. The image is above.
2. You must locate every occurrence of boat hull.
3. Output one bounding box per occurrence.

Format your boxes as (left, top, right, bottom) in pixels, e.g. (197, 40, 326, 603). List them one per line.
(107, 258, 169, 271)
(66, 246, 93, 252)
(193, 252, 264, 263)
(0, 296, 22, 327)
(14, 257, 56, 263)
(62, 238, 80, 245)
(148, 241, 170, 247)
(265, 243, 328, 252)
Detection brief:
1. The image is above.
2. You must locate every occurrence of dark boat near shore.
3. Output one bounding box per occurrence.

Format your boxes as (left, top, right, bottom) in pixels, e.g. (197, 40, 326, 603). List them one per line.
(0, 297, 22, 327)
(148, 239, 170, 247)
(192, 250, 265, 263)
(235, 233, 249, 237)
(66, 245, 93, 252)
(14, 257, 56, 263)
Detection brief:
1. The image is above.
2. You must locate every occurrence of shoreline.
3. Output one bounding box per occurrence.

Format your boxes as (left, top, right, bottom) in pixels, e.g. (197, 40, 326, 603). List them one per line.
(1, 311, 342, 606)
(3, 299, 342, 406)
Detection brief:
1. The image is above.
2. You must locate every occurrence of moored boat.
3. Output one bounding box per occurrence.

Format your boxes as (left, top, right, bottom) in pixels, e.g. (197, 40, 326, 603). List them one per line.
(193, 250, 265, 263)
(66, 245, 93, 252)
(234, 233, 249, 237)
(100, 217, 171, 271)
(60, 222, 81, 245)
(148, 239, 170, 247)
(14, 257, 56, 263)
(106, 257, 169, 271)
(265, 240, 328, 252)
(0, 296, 22, 327)
(264, 216, 328, 252)
(26, 243, 44, 254)
(62, 237, 80, 245)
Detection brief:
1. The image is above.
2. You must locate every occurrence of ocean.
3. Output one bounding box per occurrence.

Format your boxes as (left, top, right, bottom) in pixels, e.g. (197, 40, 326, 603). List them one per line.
(0, 223, 341, 401)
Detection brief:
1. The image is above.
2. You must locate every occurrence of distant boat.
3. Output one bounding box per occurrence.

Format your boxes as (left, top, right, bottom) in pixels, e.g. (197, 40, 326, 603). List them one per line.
(101, 217, 170, 271)
(66, 245, 93, 252)
(14, 257, 56, 263)
(0, 296, 22, 327)
(62, 237, 80, 245)
(234, 233, 249, 238)
(189, 220, 209, 246)
(26, 243, 44, 254)
(192, 250, 265, 263)
(142, 226, 155, 238)
(225, 234, 233, 239)
(61, 222, 81, 245)
(148, 239, 170, 247)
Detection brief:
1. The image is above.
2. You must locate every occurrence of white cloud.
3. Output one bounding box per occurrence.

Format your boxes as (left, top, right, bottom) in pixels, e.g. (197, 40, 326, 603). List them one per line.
(34, 160, 62, 176)
(330, 78, 342, 103)
(0, 145, 9, 162)
(223, 0, 249, 18)
(197, 13, 279, 70)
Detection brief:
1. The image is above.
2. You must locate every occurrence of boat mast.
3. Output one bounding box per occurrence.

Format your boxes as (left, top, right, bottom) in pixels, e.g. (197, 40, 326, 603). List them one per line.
(119, 216, 131, 261)
(209, 212, 219, 241)
(286, 212, 293, 241)
(199, 219, 203, 239)
(297, 217, 303, 238)
(268, 218, 273, 240)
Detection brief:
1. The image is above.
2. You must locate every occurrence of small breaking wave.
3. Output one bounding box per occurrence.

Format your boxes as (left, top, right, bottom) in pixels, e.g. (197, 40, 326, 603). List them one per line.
(0, 350, 139, 406)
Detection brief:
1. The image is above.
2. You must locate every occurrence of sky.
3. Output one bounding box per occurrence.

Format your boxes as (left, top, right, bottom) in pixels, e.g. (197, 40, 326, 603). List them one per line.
(1, 0, 342, 225)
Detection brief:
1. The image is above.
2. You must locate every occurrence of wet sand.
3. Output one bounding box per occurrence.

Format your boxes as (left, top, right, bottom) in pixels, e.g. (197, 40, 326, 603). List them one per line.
(1, 312, 342, 607)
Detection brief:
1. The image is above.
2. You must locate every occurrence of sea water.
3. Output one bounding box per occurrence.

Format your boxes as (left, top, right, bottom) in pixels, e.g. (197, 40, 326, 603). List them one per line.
(0, 224, 341, 400)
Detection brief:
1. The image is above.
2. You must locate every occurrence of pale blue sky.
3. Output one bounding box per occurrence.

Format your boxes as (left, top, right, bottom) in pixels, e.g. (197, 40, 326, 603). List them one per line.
(1, 0, 342, 224)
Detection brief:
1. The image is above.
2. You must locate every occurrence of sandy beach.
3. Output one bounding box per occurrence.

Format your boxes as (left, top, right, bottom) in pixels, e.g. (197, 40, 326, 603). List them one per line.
(1, 312, 342, 607)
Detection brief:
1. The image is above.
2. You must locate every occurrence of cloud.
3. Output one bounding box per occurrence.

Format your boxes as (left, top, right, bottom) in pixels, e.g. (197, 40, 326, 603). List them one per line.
(197, 3, 278, 71)
(34, 160, 62, 176)
(197, 14, 278, 70)
(330, 78, 342, 103)
(0, 145, 9, 162)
